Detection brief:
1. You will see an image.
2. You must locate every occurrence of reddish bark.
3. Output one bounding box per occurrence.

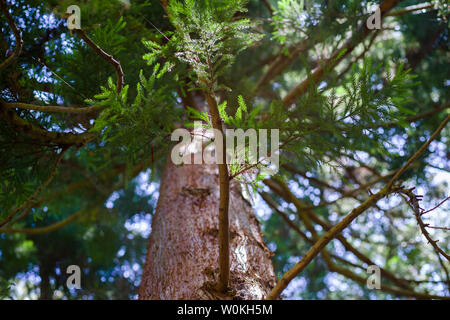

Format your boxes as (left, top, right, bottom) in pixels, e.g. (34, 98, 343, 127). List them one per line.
(139, 159, 276, 299)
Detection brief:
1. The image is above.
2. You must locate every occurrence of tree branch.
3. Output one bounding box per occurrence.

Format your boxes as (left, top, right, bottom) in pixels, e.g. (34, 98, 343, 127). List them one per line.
(364, 102, 449, 129)
(0, 0, 23, 71)
(266, 113, 449, 299)
(282, 0, 403, 106)
(265, 177, 413, 291)
(0, 100, 94, 146)
(74, 29, 124, 93)
(399, 188, 450, 262)
(0, 147, 67, 228)
(387, 2, 435, 17)
(386, 114, 450, 190)
(261, 0, 274, 16)
(205, 92, 230, 293)
(262, 190, 447, 298)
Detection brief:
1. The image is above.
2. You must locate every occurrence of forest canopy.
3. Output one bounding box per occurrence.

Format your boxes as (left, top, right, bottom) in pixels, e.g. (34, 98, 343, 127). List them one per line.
(0, 0, 449, 300)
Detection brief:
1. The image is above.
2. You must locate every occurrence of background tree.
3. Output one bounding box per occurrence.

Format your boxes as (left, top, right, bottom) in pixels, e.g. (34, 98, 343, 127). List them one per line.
(0, 0, 448, 299)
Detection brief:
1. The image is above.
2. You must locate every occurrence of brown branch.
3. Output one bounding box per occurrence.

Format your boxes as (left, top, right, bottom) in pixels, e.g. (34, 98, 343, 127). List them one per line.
(205, 92, 230, 293)
(386, 2, 435, 16)
(281, 163, 397, 210)
(386, 114, 450, 190)
(260, 192, 310, 242)
(0, 0, 23, 71)
(406, 23, 446, 70)
(0, 208, 84, 235)
(252, 41, 310, 99)
(400, 188, 450, 262)
(0, 100, 94, 146)
(266, 184, 400, 299)
(330, 29, 380, 85)
(281, 163, 340, 192)
(262, 191, 447, 298)
(325, 254, 449, 299)
(3, 102, 103, 114)
(74, 29, 124, 93)
(158, 0, 169, 14)
(282, 0, 403, 106)
(0, 159, 147, 234)
(427, 226, 450, 231)
(265, 178, 413, 291)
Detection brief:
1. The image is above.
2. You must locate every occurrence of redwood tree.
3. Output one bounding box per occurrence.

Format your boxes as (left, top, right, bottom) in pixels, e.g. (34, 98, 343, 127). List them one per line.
(0, 0, 449, 300)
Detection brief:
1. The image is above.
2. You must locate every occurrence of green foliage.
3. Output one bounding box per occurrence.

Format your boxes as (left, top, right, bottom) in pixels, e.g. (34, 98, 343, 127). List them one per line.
(1, 0, 449, 300)
(166, 0, 263, 90)
(87, 63, 180, 166)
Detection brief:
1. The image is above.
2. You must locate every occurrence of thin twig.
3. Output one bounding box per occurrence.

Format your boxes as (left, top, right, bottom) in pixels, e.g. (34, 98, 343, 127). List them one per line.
(387, 114, 450, 190)
(31, 57, 89, 100)
(365, 102, 450, 129)
(422, 195, 450, 215)
(74, 29, 124, 93)
(427, 226, 450, 231)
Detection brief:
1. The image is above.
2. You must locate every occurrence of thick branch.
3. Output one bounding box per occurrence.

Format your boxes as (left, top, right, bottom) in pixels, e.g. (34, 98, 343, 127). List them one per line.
(263, 191, 446, 298)
(265, 178, 413, 291)
(0, 208, 84, 234)
(266, 185, 398, 299)
(386, 2, 435, 16)
(386, 114, 450, 190)
(4, 102, 103, 114)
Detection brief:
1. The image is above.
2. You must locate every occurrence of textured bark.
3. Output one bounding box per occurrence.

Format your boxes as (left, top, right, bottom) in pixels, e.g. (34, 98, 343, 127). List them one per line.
(139, 159, 276, 300)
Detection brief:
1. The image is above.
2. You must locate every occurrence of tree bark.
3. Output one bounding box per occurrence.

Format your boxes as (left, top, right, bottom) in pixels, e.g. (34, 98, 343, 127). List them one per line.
(139, 158, 276, 299)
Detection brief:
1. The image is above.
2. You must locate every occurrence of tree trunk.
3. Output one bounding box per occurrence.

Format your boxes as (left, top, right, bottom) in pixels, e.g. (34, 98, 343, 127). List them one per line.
(39, 265, 51, 300)
(139, 159, 276, 299)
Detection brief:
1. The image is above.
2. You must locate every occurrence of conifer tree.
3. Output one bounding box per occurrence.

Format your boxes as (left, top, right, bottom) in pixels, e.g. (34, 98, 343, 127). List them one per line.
(0, 0, 449, 299)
